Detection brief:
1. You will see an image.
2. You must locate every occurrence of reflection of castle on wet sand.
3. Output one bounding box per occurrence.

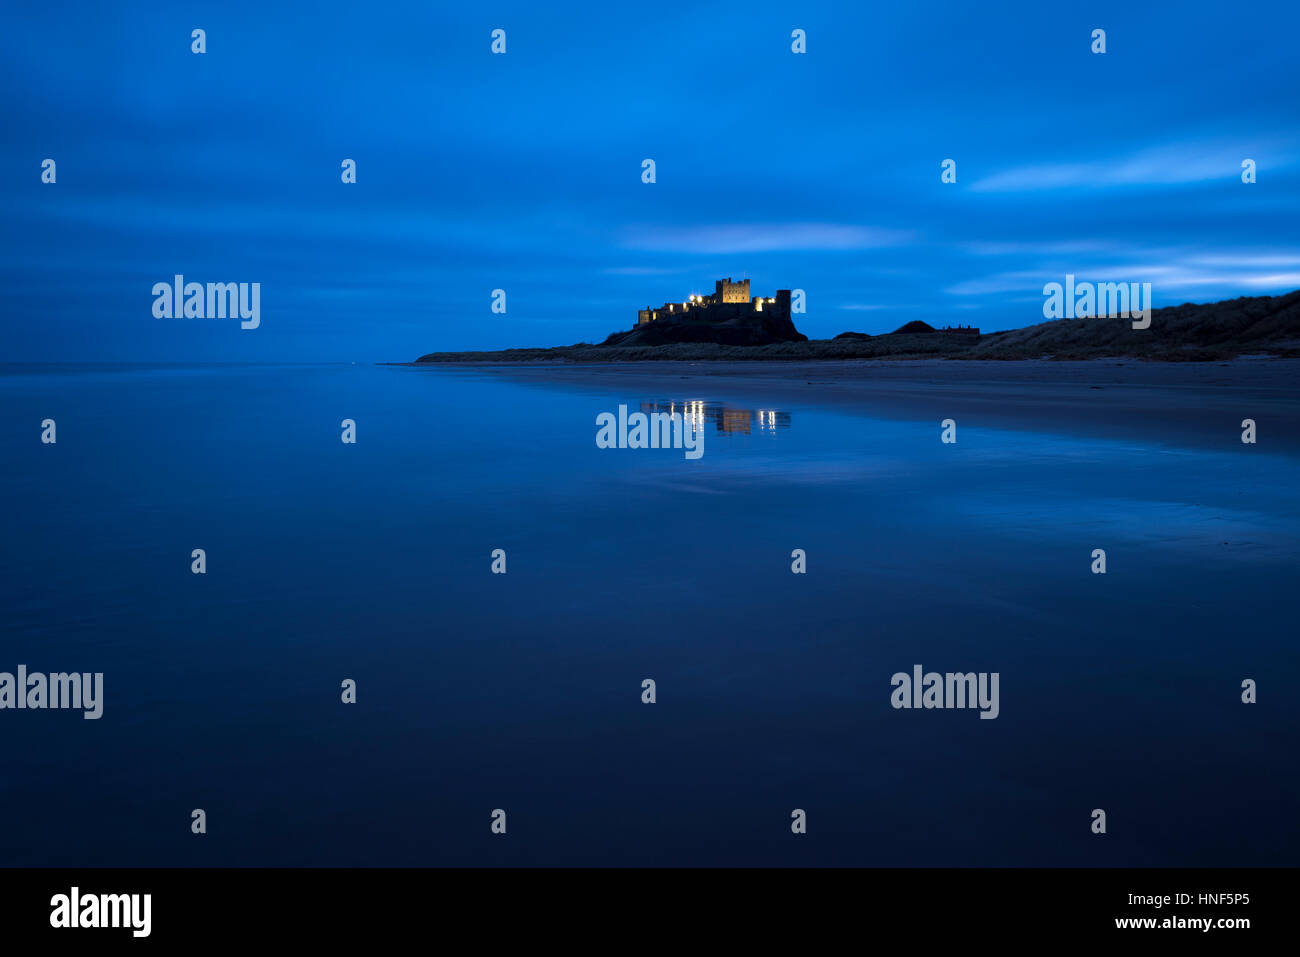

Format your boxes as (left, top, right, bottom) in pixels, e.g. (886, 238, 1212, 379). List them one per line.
(640, 400, 791, 435)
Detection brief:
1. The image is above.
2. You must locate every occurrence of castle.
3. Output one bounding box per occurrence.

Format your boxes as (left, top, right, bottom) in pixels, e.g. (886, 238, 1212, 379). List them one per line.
(637, 278, 791, 326)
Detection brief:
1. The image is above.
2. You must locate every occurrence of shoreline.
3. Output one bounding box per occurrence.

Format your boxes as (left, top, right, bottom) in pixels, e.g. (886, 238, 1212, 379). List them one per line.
(397, 357, 1300, 454)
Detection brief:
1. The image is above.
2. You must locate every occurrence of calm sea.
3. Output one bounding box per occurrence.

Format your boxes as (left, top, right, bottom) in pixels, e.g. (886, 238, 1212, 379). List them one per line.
(1, 362, 1296, 865)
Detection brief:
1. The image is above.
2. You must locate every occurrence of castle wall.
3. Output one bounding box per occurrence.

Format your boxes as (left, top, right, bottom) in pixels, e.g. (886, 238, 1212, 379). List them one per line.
(719, 278, 750, 303)
(637, 280, 783, 325)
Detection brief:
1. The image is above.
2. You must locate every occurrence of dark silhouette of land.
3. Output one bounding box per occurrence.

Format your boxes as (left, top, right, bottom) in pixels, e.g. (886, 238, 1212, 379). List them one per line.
(606, 301, 805, 347)
(415, 289, 1300, 363)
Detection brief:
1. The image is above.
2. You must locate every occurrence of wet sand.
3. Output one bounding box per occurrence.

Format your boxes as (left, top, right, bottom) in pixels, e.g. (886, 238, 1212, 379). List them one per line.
(410, 357, 1300, 454)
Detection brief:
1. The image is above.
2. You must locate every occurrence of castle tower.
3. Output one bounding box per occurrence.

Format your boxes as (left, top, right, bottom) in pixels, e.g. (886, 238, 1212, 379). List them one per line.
(715, 277, 750, 304)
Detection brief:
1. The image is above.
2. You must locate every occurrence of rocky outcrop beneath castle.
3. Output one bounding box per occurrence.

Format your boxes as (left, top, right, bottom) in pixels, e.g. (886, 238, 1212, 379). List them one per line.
(602, 303, 807, 348)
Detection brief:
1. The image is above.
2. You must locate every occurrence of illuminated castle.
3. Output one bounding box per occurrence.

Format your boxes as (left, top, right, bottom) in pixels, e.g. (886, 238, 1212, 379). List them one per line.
(637, 278, 791, 326)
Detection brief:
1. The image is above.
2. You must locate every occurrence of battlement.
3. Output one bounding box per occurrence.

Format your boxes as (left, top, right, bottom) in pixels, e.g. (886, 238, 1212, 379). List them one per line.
(637, 279, 789, 326)
(715, 277, 750, 303)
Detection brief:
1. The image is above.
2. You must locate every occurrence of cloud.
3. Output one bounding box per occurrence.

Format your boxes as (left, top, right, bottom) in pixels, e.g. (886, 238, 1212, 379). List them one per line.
(960, 240, 1115, 257)
(968, 142, 1297, 193)
(601, 266, 686, 276)
(944, 272, 1045, 296)
(620, 223, 913, 254)
(946, 256, 1300, 300)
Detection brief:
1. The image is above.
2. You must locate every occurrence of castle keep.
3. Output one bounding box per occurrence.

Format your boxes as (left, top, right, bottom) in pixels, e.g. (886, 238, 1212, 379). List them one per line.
(637, 278, 791, 326)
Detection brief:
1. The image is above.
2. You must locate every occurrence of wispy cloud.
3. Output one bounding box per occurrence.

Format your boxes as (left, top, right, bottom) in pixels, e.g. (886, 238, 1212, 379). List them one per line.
(620, 223, 914, 254)
(960, 239, 1116, 256)
(945, 272, 1044, 296)
(601, 266, 685, 276)
(968, 142, 1297, 193)
(946, 252, 1300, 299)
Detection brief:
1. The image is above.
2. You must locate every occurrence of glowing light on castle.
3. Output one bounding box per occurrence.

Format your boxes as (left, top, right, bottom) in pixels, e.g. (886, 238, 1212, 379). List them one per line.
(636, 278, 792, 326)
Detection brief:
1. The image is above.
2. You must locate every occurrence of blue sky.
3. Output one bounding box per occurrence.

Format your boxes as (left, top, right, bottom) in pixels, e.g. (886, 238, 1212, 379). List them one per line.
(3, 0, 1298, 361)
